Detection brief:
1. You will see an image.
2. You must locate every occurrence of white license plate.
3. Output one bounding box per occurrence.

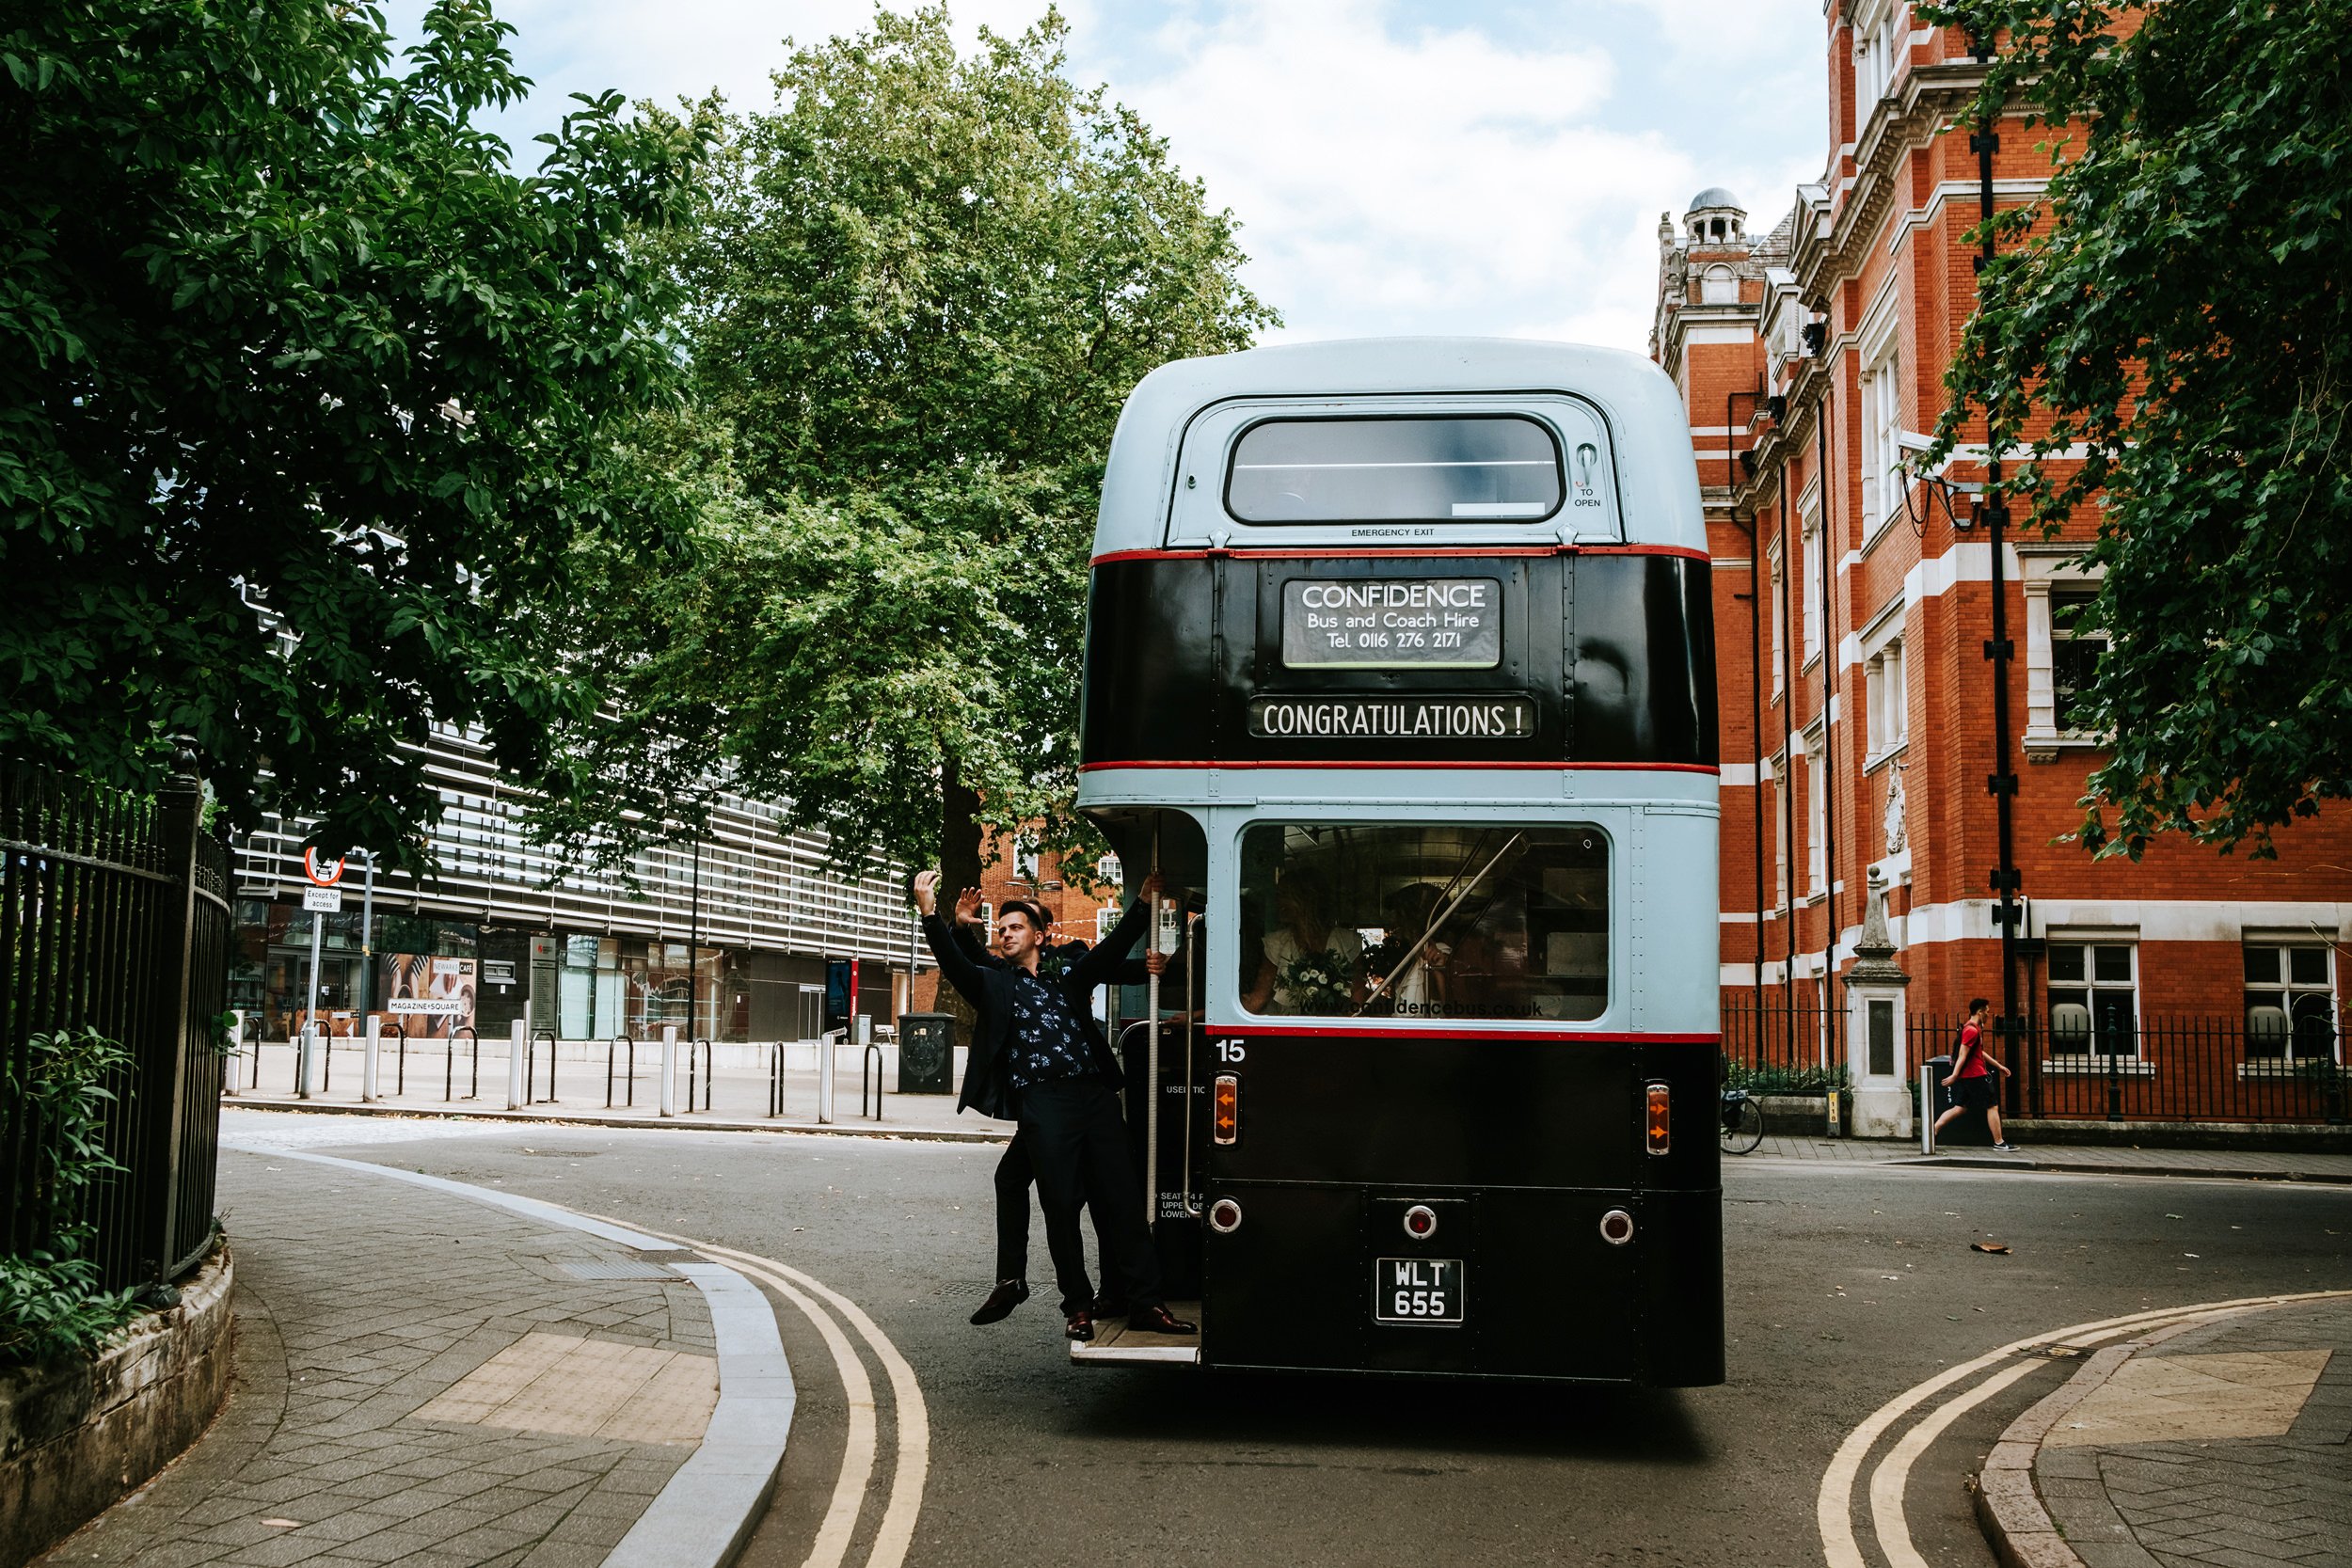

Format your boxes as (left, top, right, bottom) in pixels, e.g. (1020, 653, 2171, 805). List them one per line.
(1374, 1257, 1464, 1324)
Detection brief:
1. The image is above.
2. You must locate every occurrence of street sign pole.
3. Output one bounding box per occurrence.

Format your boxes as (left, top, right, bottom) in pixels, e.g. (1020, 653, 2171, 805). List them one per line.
(303, 911, 324, 1095)
(356, 850, 376, 1020)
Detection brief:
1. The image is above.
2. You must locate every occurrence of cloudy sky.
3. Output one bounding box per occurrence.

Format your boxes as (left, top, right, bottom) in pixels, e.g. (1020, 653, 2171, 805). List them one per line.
(389, 0, 1826, 354)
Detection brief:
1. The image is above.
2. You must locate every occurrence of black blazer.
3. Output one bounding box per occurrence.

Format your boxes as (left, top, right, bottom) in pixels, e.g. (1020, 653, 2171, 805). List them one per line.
(922, 896, 1153, 1120)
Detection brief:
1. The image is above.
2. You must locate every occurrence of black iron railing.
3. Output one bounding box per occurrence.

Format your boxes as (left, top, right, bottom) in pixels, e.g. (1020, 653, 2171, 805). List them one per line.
(2, 755, 229, 1292)
(1723, 995, 2345, 1126)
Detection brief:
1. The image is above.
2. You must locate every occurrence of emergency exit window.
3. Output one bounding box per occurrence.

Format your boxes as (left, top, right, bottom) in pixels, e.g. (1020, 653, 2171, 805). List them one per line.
(1226, 416, 1565, 525)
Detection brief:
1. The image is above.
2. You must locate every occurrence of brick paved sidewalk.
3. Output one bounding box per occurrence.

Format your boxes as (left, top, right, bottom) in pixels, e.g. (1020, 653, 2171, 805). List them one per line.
(40, 1150, 726, 1568)
(1979, 1296, 2352, 1568)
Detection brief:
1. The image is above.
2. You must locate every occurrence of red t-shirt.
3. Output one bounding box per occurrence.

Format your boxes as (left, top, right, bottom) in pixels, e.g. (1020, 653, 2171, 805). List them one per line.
(1956, 1022, 1989, 1077)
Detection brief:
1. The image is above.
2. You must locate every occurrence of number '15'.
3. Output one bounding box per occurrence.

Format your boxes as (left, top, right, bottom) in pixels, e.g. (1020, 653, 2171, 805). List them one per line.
(1216, 1040, 1247, 1064)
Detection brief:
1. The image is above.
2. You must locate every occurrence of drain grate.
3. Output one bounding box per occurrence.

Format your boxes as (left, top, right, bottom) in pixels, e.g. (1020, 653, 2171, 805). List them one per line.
(558, 1259, 681, 1281)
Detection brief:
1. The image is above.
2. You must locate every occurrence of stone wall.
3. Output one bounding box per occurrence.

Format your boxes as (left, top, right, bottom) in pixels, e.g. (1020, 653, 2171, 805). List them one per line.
(0, 1243, 234, 1568)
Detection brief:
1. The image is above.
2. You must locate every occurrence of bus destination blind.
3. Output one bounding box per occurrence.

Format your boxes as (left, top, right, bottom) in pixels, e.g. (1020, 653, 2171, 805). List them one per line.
(1281, 578, 1502, 668)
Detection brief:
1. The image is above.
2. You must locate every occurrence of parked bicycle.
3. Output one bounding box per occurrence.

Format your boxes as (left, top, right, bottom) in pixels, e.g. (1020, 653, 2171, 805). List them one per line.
(1719, 1087, 1764, 1155)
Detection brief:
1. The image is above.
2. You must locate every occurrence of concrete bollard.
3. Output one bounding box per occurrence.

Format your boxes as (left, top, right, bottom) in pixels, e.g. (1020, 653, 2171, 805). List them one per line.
(660, 1025, 678, 1117)
(1920, 1062, 1936, 1154)
(817, 1030, 836, 1125)
(507, 1019, 528, 1110)
(363, 1017, 381, 1102)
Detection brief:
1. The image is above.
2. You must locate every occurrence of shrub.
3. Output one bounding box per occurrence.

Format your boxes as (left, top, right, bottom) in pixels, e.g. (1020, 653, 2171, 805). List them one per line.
(1, 1027, 141, 1364)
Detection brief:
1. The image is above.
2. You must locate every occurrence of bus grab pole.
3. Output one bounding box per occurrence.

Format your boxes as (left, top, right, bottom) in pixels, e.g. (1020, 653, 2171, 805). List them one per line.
(1144, 820, 1162, 1229)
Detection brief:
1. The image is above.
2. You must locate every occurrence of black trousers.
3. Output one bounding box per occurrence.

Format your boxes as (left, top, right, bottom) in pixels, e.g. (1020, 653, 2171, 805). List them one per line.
(1018, 1078, 1163, 1316)
(993, 1131, 1121, 1288)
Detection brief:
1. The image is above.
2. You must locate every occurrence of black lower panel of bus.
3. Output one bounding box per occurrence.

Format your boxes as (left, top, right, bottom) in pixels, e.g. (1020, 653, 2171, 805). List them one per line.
(1200, 1182, 1720, 1384)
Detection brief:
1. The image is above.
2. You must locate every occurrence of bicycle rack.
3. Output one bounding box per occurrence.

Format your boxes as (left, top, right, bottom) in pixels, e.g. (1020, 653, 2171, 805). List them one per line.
(688, 1037, 714, 1112)
(388, 1022, 408, 1097)
(607, 1034, 637, 1108)
(446, 1025, 481, 1101)
(321, 1027, 333, 1092)
(532, 1027, 559, 1103)
(859, 1041, 885, 1120)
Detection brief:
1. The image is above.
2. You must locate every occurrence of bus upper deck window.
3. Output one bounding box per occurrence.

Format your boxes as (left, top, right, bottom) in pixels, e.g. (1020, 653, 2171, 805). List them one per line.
(1226, 416, 1565, 525)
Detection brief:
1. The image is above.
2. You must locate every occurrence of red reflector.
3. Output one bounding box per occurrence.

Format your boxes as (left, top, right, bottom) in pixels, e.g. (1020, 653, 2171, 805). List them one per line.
(1213, 1073, 1239, 1146)
(1645, 1082, 1671, 1155)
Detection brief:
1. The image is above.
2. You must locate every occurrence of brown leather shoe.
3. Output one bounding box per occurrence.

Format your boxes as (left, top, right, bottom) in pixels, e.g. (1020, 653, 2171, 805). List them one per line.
(1127, 1304, 1197, 1335)
(1064, 1310, 1095, 1341)
(969, 1279, 1028, 1325)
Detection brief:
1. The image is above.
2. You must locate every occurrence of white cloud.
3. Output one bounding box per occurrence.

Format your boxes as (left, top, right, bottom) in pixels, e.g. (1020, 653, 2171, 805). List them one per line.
(1114, 0, 1700, 349)
(388, 0, 1827, 356)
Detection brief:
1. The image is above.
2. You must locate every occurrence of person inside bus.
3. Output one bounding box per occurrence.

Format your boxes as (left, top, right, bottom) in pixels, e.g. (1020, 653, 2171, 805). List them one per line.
(1366, 881, 1452, 1018)
(1242, 867, 1365, 1015)
(947, 887, 1147, 1328)
(911, 868, 1196, 1343)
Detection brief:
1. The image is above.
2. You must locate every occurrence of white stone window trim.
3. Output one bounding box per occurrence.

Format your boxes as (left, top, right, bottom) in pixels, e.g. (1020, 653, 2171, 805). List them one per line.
(2240, 935, 2342, 1069)
(2021, 550, 2110, 761)
(2044, 930, 2141, 1058)
(1857, 594, 1910, 774)
(1799, 494, 1825, 672)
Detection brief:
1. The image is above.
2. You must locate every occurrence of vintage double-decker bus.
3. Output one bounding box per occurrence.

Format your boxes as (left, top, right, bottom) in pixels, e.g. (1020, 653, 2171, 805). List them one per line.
(1074, 338, 1723, 1385)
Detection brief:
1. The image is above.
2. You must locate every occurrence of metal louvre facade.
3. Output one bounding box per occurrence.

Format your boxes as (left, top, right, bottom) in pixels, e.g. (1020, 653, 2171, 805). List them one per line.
(230, 725, 919, 1043)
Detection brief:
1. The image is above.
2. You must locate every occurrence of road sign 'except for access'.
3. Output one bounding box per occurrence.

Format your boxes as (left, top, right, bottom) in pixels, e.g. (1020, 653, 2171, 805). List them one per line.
(302, 886, 344, 913)
(303, 847, 345, 886)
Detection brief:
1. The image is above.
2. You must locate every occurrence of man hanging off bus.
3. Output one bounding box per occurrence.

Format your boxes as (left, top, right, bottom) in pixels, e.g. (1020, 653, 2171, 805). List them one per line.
(911, 868, 1197, 1343)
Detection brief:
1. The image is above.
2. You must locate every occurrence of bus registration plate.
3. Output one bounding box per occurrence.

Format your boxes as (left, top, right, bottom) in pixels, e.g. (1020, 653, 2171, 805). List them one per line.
(1374, 1258, 1464, 1324)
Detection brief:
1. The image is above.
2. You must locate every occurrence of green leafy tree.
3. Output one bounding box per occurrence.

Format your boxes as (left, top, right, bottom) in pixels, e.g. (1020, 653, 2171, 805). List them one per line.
(543, 6, 1275, 893)
(1919, 2, 2352, 857)
(0, 0, 712, 864)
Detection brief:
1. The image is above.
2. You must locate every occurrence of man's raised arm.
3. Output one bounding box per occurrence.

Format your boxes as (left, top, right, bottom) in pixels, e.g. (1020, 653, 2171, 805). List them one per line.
(913, 870, 990, 1005)
(1069, 871, 1163, 991)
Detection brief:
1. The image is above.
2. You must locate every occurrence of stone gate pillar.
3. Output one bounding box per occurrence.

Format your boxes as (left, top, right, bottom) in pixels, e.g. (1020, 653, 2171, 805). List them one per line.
(1845, 869, 1913, 1138)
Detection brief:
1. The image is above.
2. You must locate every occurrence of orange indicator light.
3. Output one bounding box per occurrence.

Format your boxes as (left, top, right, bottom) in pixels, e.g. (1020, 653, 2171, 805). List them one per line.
(1213, 1073, 1239, 1146)
(1645, 1081, 1671, 1155)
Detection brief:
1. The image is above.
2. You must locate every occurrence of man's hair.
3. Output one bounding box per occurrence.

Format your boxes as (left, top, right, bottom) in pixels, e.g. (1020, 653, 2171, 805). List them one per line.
(1967, 996, 1991, 1014)
(996, 898, 1049, 935)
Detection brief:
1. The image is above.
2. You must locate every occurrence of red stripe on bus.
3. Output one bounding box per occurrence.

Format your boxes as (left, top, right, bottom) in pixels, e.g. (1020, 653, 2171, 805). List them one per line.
(1089, 544, 1709, 566)
(1077, 759, 1722, 774)
(1221, 1026, 1723, 1044)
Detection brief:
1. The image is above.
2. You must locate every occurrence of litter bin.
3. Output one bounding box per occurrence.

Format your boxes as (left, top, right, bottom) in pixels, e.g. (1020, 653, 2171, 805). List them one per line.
(1925, 1053, 1995, 1146)
(898, 1012, 955, 1094)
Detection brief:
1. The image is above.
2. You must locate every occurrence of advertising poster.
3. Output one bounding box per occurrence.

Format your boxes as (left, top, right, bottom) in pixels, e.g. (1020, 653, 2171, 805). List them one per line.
(382, 954, 477, 1039)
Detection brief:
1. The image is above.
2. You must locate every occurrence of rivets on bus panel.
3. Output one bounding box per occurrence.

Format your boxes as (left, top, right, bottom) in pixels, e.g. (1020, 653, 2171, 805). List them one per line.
(1208, 1197, 1243, 1234)
(1403, 1204, 1439, 1242)
(1599, 1209, 1636, 1246)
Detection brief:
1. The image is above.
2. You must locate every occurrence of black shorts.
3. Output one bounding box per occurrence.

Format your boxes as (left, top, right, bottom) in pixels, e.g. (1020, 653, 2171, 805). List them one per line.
(1955, 1074, 1999, 1112)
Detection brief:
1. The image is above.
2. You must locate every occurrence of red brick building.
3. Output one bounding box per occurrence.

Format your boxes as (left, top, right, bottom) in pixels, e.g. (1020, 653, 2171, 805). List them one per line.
(1653, 8, 2349, 1124)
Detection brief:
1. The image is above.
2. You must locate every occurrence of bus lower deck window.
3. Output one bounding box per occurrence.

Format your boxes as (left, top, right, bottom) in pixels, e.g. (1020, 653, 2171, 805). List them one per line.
(1235, 823, 1607, 1022)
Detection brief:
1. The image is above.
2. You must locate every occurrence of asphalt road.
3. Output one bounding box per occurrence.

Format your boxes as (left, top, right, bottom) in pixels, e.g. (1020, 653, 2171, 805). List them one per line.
(267, 1117, 2352, 1568)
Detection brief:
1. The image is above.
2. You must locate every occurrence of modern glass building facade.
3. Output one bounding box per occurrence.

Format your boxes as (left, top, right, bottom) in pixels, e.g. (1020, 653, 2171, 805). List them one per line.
(230, 725, 921, 1043)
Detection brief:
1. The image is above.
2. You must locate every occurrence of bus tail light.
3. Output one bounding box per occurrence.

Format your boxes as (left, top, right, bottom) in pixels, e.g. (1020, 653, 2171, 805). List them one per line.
(1213, 1073, 1239, 1146)
(1599, 1208, 1636, 1245)
(1208, 1197, 1243, 1233)
(1645, 1082, 1671, 1155)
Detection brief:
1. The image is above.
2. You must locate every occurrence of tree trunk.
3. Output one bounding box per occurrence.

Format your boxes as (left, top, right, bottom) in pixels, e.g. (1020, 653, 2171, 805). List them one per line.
(936, 752, 983, 1059)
